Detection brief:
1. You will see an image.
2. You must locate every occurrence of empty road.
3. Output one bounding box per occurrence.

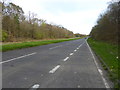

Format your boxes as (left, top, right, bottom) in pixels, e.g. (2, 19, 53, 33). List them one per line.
(2, 38, 110, 88)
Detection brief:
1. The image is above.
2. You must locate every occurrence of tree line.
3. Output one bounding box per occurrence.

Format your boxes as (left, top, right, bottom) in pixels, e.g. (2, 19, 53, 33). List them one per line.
(74, 33, 86, 37)
(90, 0, 120, 44)
(1, 1, 74, 42)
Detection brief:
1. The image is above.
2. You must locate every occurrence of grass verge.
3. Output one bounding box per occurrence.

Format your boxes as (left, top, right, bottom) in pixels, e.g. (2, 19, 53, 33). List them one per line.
(1, 37, 83, 52)
(87, 38, 119, 88)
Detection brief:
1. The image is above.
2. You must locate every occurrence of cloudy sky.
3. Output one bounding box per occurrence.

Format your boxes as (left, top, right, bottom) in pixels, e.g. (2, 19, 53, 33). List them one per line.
(10, 0, 111, 34)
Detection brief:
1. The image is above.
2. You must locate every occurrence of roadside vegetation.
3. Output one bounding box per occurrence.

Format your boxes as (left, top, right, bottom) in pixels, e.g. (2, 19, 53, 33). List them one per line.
(0, 1, 86, 51)
(1, 37, 84, 52)
(89, 0, 119, 88)
(1, 1, 75, 42)
(88, 38, 119, 88)
(90, 1, 119, 44)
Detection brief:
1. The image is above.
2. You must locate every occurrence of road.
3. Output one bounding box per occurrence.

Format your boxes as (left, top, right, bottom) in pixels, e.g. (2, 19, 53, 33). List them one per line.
(2, 38, 110, 88)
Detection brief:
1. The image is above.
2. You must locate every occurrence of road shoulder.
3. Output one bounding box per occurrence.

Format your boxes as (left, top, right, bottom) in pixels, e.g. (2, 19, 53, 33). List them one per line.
(87, 40, 114, 88)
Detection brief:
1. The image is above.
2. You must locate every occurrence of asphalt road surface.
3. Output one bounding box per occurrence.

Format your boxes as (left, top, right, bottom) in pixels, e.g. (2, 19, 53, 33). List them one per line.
(2, 38, 110, 88)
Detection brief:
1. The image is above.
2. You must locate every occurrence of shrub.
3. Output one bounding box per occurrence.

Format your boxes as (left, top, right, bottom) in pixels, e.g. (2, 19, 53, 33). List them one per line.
(2, 30, 8, 42)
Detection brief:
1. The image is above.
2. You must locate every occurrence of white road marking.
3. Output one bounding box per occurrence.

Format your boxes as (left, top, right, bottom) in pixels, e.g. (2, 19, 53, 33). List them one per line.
(74, 50, 77, 52)
(77, 85, 81, 88)
(78, 45, 82, 48)
(24, 77, 28, 80)
(49, 45, 62, 50)
(75, 42, 85, 50)
(70, 53, 74, 56)
(41, 74, 43, 77)
(0, 52, 37, 64)
(98, 69, 103, 75)
(74, 72, 77, 74)
(86, 40, 110, 88)
(49, 65, 60, 73)
(31, 84, 40, 89)
(63, 57, 69, 61)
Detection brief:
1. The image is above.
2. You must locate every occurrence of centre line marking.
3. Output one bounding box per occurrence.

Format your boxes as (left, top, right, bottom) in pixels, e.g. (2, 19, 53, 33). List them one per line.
(49, 65, 60, 74)
(77, 48, 79, 50)
(74, 50, 77, 52)
(63, 57, 69, 61)
(77, 85, 81, 88)
(70, 53, 74, 56)
(0, 52, 37, 64)
(78, 45, 82, 48)
(76, 41, 85, 50)
(30, 84, 40, 89)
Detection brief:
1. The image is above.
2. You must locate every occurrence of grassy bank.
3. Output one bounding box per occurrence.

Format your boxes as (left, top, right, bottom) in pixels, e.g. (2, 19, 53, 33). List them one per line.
(87, 38, 119, 88)
(1, 37, 83, 52)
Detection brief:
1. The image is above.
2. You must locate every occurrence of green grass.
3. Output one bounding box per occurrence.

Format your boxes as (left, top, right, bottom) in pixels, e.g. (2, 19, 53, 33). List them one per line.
(1, 37, 84, 52)
(87, 38, 119, 88)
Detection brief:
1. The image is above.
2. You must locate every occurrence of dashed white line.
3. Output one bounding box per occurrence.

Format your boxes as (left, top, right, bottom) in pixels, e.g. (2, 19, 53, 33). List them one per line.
(63, 57, 69, 61)
(49, 45, 62, 50)
(86, 40, 110, 88)
(49, 65, 60, 74)
(0, 52, 37, 64)
(75, 42, 85, 51)
(49, 46, 58, 50)
(74, 50, 77, 52)
(30, 84, 40, 89)
(78, 45, 82, 48)
(76, 48, 79, 50)
(77, 85, 81, 88)
(70, 53, 74, 56)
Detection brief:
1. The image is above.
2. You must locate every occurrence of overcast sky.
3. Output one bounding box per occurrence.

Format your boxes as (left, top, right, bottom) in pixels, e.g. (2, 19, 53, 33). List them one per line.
(10, 0, 111, 34)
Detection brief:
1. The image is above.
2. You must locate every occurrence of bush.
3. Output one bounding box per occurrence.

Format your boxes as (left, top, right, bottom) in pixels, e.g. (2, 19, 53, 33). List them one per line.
(2, 30, 8, 42)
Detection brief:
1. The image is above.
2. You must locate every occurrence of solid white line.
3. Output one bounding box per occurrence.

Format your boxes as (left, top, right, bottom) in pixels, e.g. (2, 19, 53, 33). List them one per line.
(0, 52, 37, 64)
(63, 57, 69, 61)
(86, 41, 110, 88)
(49, 65, 60, 73)
(31, 84, 40, 89)
(70, 53, 74, 56)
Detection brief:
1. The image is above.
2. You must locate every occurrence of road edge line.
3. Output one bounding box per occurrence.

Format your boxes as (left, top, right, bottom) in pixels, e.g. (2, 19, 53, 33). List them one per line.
(86, 40, 110, 88)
